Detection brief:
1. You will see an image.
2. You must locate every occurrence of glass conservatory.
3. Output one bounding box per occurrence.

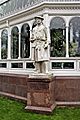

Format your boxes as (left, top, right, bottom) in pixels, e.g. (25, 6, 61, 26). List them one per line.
(0, 0, 80, 76)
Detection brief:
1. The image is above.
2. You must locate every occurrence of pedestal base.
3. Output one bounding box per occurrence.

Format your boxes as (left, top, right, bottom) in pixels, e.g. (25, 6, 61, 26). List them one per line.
(29, 73, 53, 79)
(25, 73, 56, 113)
(25, 104, 56, 113)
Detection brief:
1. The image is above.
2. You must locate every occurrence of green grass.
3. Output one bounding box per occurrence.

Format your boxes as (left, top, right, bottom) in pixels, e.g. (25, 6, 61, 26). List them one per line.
(0, 97, 80, 120)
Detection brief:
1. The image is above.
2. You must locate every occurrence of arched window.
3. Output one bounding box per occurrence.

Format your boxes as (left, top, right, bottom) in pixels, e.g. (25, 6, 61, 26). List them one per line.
(50, 17, 66, 57)
(11, 27, 19, 59)
(21, 24, 30, 58)
(69, 17, 80, 57)
(1, 29, 8, 59)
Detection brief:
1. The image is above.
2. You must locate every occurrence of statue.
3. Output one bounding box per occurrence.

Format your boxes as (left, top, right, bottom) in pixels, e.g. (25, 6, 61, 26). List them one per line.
(30, 16, 49, 73)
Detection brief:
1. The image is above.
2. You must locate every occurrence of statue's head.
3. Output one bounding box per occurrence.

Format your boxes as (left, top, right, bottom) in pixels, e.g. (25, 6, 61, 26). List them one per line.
(35, 16, 44, 25)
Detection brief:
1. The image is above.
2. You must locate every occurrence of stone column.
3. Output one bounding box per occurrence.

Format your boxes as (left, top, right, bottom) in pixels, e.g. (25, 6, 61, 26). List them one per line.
(43, 14, 51, 44)
(25, 75, 56, 113)
(30, 25, 32, 59)
(43, 14, 50, 73)
(70, 23, 73, 43)
(66, 24, 69, 58)
(18, 32, 21, 59)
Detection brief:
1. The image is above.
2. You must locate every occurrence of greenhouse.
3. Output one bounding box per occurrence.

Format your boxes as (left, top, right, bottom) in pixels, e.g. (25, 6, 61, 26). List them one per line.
(0, 0, 80, 113)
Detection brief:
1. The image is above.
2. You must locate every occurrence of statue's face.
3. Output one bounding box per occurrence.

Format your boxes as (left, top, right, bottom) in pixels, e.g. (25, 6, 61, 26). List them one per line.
(35, 18, 42, 25)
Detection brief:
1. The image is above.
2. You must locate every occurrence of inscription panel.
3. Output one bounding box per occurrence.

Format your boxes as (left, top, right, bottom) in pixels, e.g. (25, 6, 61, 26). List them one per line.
(28, 82, 49, 91)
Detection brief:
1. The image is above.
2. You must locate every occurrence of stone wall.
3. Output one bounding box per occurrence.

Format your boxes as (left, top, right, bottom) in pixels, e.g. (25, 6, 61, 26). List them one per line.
(0, 74, 80, 112)
(55, 76, 80, 105)
(0, 73, 28, 101)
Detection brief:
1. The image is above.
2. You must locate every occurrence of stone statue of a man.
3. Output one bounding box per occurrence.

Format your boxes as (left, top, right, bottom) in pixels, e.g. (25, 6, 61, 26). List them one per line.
(30, 16, 49, 73)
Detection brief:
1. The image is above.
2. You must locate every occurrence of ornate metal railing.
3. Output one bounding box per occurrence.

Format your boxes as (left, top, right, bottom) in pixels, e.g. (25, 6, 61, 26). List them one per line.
(0, 0, 80, 18)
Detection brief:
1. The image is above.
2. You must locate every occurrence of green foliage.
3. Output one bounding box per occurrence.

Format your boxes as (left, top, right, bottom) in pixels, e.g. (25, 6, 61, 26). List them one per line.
(1, 48, 7, 59)
(0, 97, 80, 120)
(69, 41, 80, 57)
(50, 29, 66, 57)
(11, 34, 19, 59)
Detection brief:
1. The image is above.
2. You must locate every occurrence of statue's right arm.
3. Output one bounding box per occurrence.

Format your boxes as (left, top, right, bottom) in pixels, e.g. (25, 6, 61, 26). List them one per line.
(30, 30, 35, 43)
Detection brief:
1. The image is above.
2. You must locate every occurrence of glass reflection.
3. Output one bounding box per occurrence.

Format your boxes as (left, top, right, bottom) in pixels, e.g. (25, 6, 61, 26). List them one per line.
(50, 17, 66, 57)
(11, 27, 19, 59)
(69, 17, 80, 57)
(21, 24, 30, 58)
(1, 29, 8, 59)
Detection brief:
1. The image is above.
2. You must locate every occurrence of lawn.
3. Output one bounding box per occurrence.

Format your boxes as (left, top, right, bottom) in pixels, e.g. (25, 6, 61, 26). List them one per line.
(0, 97, 80, 120)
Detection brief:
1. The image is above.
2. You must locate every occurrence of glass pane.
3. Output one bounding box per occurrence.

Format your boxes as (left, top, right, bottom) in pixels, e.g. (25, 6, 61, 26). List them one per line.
(26, 63, 35, 68)
(50, 17, 66, 57)
(69, 17, 80, 57)
(11, 27, 19, 59)
(52, 62, 62, 69)
(0, 63, 7, 68)
(16, 0, 22, 9)
(63, 62, 74, 69)
(50, 17, 65, 29)
(52, 62, 74, 69)
(10, 0, 15, 12)
(0, 6, 3, 16)
(21, 24, 30, 58)
(50, 29, 66, 57)
(11, 63, 23, 68)
(1, 29, 8, 59)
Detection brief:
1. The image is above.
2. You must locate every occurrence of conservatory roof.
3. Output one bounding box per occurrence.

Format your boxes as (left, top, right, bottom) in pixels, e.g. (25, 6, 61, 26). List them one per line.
(0, 0, 80, 19)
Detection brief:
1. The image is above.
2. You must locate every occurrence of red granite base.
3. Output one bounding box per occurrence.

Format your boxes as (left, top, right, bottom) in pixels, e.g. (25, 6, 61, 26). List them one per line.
(25, 74, 56, 113)
(55, 76, 80, 102)
(0, 73, 28, 101)
(25, 104, 56, 113)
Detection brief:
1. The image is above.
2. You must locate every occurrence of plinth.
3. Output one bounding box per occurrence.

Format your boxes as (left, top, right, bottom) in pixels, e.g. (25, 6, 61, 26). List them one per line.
(25, 73, 56, 113)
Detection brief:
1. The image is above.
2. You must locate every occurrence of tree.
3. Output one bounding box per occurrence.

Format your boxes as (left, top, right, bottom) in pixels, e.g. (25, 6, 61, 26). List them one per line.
(50, 29, 66, 57)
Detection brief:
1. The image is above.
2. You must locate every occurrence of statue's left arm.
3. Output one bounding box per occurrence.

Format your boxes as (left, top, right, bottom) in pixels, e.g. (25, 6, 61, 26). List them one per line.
(43, 27, 49, 49)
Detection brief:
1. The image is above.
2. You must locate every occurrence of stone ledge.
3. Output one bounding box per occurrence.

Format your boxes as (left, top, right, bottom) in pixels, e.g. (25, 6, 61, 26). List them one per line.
(28, 73, 54, 82)
(0, 73, 29, 77)
(56, 101, 80, 106)
(25, 104, 56, 113)
(55, 76, 80, 80)
(0, 91, 27, 101)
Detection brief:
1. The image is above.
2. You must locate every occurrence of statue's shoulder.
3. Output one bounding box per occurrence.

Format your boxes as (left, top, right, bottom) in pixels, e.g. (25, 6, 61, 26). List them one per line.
(41, 25, 47, 33)
(39, 24, 46, 30)
(41, 24, 45, 27)
(33, 25, 38, 30)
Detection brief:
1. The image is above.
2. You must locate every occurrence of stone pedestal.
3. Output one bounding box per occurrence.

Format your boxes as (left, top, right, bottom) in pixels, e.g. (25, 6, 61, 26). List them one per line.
(25, 74, 56, 113)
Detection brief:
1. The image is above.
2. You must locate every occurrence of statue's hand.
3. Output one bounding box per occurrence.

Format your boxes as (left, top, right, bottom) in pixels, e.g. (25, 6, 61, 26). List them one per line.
(30, 40, 34, 43)
(30, 38, 34, 43)
(44, 44, 48, 49)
